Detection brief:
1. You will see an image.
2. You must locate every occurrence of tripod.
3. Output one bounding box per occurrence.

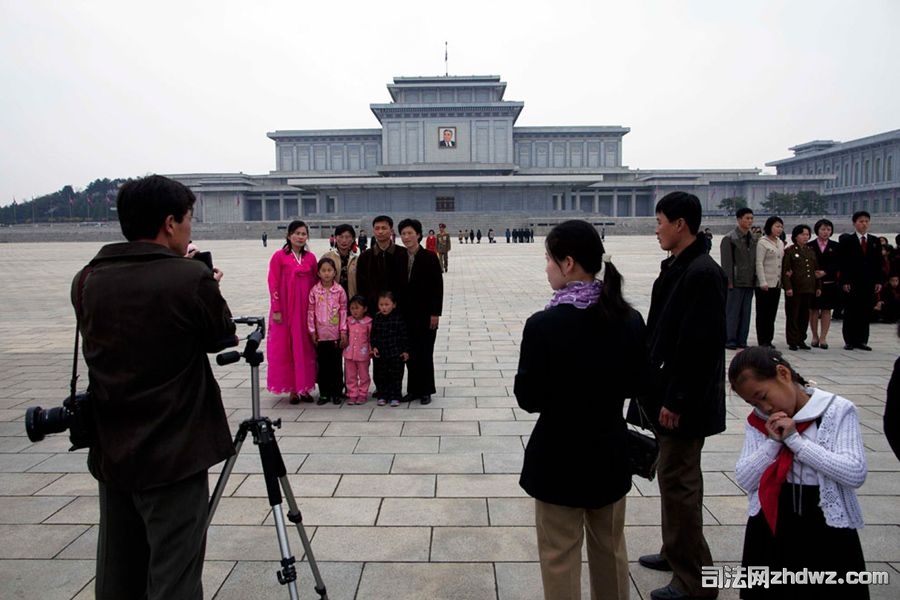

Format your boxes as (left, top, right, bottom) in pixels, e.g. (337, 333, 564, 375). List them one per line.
(207, 317, 328, 600)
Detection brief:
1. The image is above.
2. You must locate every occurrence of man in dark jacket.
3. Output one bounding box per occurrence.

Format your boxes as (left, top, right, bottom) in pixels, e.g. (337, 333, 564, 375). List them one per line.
(720, 207, 756, 348)
(640, 192, 726, 600)
(75, 175, 236, 599)
(839, 211, 885, 350)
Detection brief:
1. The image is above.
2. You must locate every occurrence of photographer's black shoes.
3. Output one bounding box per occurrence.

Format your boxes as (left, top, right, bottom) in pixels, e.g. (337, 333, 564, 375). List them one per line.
(638, 553, 672, 571)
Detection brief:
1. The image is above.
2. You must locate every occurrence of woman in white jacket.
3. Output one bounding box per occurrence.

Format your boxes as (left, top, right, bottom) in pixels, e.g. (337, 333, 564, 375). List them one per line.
(729, 346, 868, 599)
(755, 217, 785, 348)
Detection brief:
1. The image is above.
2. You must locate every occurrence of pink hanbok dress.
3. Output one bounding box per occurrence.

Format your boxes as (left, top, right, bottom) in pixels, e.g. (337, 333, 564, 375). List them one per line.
(266, 247, 318, 394)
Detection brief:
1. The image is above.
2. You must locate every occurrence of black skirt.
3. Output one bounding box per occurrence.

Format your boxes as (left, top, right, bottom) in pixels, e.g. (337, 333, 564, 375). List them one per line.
(811, 281, 840, 310)
(740, 485, 868, 600)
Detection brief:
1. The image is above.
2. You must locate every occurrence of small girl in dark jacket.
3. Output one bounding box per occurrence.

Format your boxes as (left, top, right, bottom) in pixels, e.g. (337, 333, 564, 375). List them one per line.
(370, 291, 409, 407)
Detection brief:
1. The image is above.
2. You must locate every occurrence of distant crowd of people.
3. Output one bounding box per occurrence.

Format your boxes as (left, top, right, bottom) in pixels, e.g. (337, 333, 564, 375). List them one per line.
(720, 207, 899, 352)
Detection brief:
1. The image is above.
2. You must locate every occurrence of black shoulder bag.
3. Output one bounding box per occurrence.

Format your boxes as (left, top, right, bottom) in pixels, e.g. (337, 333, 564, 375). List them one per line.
(626, 398, 660, 481)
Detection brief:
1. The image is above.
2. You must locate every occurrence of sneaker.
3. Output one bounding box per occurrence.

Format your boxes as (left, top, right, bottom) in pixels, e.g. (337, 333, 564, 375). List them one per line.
(377, 398, 387, 406)
(390, 399, 400, 407)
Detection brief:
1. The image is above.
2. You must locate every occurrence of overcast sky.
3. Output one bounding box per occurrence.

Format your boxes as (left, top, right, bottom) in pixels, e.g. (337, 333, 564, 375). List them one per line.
(1, 0, 897, 206)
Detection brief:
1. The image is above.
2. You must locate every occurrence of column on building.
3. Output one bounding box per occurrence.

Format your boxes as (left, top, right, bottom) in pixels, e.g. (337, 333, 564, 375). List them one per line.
(630, 190, 636, 217)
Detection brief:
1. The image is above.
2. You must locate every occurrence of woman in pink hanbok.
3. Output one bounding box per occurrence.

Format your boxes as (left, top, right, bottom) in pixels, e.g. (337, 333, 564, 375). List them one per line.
(267, 220, 318, 403)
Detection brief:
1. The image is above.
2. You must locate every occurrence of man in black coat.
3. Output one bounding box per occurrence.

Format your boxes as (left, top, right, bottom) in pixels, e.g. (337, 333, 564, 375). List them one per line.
(75, 176, 236, 599)
(838, 211, 885, 350)
(639, 191, 726, 600)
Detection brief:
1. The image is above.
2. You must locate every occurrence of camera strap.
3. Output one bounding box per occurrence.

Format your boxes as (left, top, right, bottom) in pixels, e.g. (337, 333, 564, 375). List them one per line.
(70, 266, 92, 401)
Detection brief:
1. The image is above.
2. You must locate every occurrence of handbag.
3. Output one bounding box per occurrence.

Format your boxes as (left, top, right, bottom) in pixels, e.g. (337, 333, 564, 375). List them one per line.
(626, 398, 660, 481)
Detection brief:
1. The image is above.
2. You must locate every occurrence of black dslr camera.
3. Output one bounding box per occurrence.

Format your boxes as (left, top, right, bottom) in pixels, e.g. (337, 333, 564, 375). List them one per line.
(25, 391, 95, 451)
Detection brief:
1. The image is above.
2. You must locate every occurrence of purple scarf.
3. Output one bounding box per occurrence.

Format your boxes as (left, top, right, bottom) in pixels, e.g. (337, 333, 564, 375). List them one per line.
(546, 280, 603, 310)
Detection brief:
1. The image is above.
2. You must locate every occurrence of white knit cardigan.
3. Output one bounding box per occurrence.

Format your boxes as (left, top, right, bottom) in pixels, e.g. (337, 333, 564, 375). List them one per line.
(734, 388, 867, 529)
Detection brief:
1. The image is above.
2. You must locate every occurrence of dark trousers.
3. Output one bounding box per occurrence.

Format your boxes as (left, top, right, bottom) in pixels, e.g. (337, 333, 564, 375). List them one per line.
(316, 339, 343, 398)
(374, 356, 404, 400)
(438, 251, 449, 272)
(96, 470, 209, 600)
(842, 286, 874, 346)
(784, 292, 813, 346)
(725, 287, 754, 346)
(754, 287, 781, 346)
(406, 324, 437, 397)
(657, 435, 716, 598)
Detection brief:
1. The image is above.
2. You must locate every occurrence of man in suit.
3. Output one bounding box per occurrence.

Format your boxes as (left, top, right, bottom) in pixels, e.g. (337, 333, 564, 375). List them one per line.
(439, 129, 455, 148)
(839, 211, 885, 350)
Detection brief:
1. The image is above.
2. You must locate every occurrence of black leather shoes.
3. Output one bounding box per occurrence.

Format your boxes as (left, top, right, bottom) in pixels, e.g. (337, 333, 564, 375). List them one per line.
(856, 344, 872, 351)
(420, 395, 432, 405)
(844, 344, 854, 350)
(650, 583, 710, 600)
(638, 553, 672, 571)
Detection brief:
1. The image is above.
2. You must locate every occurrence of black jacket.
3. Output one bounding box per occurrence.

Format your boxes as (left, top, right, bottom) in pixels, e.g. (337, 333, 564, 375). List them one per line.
(645, 236, 727, 438)
(838, 232, 885, 289)
(394, 245, 443, 329)
(74, 242, 236, 490)
(516, 303, 649, 508)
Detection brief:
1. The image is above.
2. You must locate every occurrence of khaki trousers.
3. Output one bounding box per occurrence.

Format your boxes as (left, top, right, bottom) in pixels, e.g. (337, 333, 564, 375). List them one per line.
(657, 435, 717, 598)
(534, 497, 629, 600)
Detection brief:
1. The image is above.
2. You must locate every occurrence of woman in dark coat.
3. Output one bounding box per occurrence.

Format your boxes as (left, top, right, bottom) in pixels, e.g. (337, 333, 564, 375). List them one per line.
(807, 218, 840, 349)
(395, 218, 444, 404)
(515, 220, 649, 600)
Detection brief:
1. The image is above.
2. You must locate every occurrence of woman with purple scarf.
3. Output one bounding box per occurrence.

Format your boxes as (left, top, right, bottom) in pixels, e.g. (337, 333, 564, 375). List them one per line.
(515, 220, 649, 600)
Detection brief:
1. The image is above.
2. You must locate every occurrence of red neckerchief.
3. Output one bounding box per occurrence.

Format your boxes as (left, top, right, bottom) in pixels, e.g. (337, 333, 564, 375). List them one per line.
(747, 412, 815, 535)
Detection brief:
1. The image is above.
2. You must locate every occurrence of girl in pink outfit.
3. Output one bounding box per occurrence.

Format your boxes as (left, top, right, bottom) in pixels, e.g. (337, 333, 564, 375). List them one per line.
(308, 257, 348, 405)
(344, 295, 373, 405)
(267, 221, 318, 404)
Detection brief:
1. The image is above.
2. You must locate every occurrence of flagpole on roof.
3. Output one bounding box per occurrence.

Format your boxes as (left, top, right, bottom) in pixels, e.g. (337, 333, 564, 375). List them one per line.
(444, 41, 448, 77)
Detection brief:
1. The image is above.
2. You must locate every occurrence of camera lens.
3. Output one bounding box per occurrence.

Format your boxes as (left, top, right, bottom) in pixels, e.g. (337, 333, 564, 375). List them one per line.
(25, 406, 71, 442)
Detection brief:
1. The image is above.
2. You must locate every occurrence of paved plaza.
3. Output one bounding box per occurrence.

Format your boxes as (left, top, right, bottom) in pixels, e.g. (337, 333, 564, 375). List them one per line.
(0, 234, 898, 599)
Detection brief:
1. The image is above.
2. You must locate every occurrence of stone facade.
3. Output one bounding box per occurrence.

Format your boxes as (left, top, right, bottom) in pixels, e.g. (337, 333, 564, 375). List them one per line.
(169, 74, 830, 225)
(767, 129, 900, 216)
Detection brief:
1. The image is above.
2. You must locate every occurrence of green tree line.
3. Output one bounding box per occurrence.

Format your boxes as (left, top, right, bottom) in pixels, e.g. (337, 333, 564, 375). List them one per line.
(718, 191, 828, 216)
(1, 178, 129, 225)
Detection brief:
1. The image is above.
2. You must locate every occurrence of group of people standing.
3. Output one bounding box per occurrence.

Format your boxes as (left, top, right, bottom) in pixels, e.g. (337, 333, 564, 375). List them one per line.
(517, 192, 872, 600)
(266, 216, 443, 406)
(721, 208, 890, 352)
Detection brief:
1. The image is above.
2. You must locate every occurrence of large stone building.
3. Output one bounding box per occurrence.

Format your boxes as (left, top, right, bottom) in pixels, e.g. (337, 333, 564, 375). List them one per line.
(171, 75, 829, 225)
(767, 129, 900, 216)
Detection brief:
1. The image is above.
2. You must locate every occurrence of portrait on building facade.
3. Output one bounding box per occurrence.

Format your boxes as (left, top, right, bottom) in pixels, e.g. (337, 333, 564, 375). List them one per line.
(438, 127, 456, 148)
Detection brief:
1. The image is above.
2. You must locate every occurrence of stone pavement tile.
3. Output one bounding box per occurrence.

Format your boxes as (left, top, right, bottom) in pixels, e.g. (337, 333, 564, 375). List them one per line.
(19, 435, 79, 454)
(439, 435, 524, 454)
(0, 472, 62, 495)
(310, 526, 431, 561)
(335, 474, 435, 497)
(369, 407, 443, 421)
(212, 560, 361, 600)
(299, 453, 393, 474)
(860, 526, 900, 562)
(706, 524, 752, 562)
(0, 437, 39, 452)
(863, 436, 895, 453)
(401, 421, 479, 436)
(867, 563, 900, 600)
(207, 451, 306, 475)
(703, 472, 746, 496)
(207, 497, 277, 525)
(0, 559, 94, 600)
(475, 396, 518, 408)
(419, 397, 479, 408)
(207, 472, 248, 498)
(442, 408, 514, 421)
(357, 562, 495, 600)
(624, 525, 664, 559)
(296, 408, 374, 422)
(488, 498, 534, 526)
(44, 496, 99, 524)
(867, 452, 900, 471)
(377, 498, 488, 526)
(701, 451, 742, 471)
(204, 524, 317, 561)
(512, 408, 538, 421)
(233, 474, 340, 498)
(262, 497, 381, 526)
(201, 561, 236, 600)
(269, 421, 328, 436)
(391, 454, 483, 474)
(355, 436, 439, 454)
(431, 526, 537, 561)
(703, 496, 755, 526)
(483, 453, 525, 474)
(479, 421, 537, 436)
(324, 422, 403, 437)
(0, 452, 54, 472)
(25, 453, 90, 473)
(55, 526, 96, 559)
(437, 474, 528, 497)
(0, 524, 89, 558)
(0, 496, 74, 524)
(274, 436, 359, 454)
(445, 385, 509, 398)
(857, 471, 900, 494)
(860, 496, 900, 525)
(629, 563, 740, 600)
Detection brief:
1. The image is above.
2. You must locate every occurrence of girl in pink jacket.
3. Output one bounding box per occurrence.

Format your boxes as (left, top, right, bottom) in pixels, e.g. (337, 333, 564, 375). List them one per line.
(308, 257, 347, 405)
(343, 295, 373, 404)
